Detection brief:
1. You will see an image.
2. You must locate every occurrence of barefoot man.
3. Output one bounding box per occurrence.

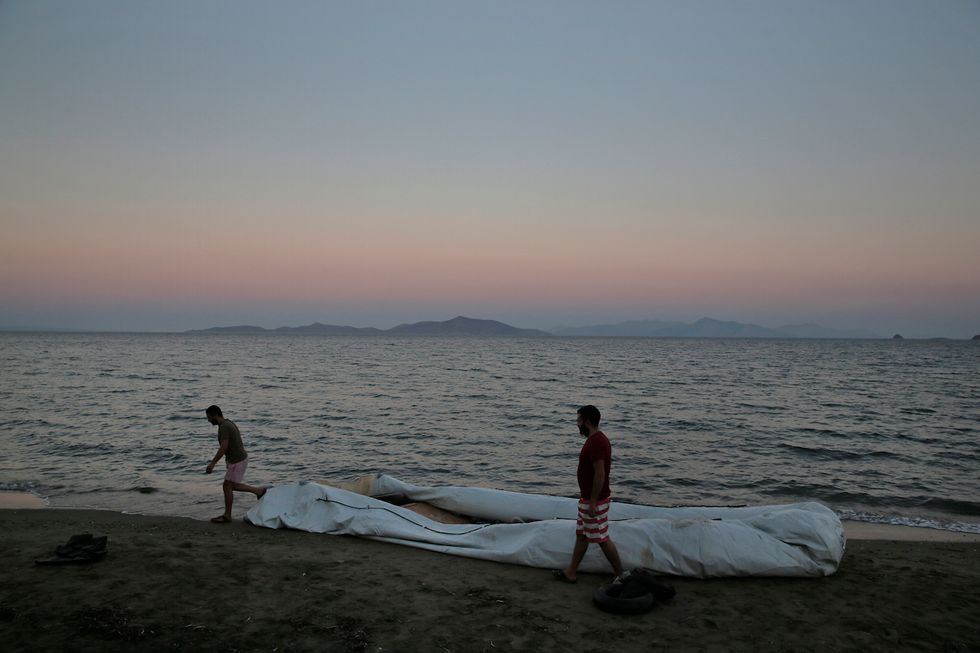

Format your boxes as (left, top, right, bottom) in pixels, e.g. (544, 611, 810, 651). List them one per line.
(555, 404, 625, 583)
(205, 405, 266, 523)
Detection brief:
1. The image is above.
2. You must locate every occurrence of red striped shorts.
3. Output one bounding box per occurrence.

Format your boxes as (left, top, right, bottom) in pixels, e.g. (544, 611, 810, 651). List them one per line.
(576, 497, 611, 543)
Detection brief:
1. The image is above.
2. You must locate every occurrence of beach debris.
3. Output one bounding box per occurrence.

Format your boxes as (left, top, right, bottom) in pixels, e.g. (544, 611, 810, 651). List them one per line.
(592, 567, 676, 615)
(35, 533, 108, 565)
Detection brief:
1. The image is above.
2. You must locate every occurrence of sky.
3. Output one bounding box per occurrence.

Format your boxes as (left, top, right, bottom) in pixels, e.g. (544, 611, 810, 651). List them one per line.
(1, 1, 978, 337)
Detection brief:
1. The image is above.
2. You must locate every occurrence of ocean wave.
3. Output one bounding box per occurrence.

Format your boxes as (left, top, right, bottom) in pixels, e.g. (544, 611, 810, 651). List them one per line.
(779, 443, 900, 461)
(757, 484, 874, 505)
(0, 419, 39, 428)
(736, 402, 786, 412)
(166, 414, 198, 422)
(139, 450, 188, 464)
(760, 482, 980, 519)
(830, 494, 980, 517)
(316, 414, 350, 421)
(0, 481, 44, 494)
(911, 496, 980, 516)
(837, 510, 980, 534)
(667, 419, 714, 432)
(795, 427, 849, 438)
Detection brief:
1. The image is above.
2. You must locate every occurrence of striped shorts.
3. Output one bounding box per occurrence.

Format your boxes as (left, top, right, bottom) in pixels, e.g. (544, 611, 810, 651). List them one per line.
(576, 497, 611, 543)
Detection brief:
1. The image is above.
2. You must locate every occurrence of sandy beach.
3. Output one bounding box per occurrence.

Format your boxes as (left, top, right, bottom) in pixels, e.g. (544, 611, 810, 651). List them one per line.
(1, 502, 978, 652)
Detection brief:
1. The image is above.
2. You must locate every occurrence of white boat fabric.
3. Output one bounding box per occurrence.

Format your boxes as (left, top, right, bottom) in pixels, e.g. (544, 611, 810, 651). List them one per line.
(245, 475, 846, 578)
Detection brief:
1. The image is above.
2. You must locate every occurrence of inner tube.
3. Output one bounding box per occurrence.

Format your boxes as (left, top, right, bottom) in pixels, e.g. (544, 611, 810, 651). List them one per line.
(592, 583, 655, 615)
(629, 568, 677, 601)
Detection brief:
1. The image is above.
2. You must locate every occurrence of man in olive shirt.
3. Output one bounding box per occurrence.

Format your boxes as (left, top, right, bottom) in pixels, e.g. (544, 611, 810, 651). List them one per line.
(205, 405, 266, 523)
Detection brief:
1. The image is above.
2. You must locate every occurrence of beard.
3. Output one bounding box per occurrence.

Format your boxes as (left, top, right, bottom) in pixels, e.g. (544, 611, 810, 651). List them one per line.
(578, 424, 590, 436)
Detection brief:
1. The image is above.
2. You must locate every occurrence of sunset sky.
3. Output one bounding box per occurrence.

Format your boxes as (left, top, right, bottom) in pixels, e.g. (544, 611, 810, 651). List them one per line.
(1, 1, 978, 337)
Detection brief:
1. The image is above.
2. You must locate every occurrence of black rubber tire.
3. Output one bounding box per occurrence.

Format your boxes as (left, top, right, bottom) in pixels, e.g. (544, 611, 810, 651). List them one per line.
(629, 568, 677, 601)
(592, 584, 655, 615)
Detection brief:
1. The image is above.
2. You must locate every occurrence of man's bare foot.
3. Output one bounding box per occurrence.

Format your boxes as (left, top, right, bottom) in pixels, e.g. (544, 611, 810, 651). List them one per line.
(552, 569, 577, 583)
(210, 515, 231, 523)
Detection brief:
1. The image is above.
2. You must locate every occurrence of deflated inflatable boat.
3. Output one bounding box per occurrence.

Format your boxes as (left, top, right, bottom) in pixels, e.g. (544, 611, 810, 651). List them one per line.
(244, 474, 845, 578)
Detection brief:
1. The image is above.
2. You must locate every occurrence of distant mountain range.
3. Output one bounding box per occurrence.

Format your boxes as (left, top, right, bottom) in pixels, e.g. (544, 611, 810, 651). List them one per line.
(185, 315, 882, 338)
(184, 316, 550, 337)
(550, 317, 881, 339)
(387, 317, 550, 337)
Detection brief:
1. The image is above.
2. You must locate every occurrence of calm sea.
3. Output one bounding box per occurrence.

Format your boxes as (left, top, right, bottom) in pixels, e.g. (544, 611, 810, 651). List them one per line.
(1, 333, 977, 532)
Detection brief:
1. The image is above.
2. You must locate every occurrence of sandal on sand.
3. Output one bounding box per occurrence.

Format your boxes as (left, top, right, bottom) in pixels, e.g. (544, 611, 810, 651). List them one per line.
(612, 570, 633, 584)
(552, 569, 577, 584)
(210, 515, 231, 524)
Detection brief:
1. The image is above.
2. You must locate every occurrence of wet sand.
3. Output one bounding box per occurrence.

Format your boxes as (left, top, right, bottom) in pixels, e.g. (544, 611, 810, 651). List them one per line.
(0, 492, 47, 510)
(1, 504, 978, 652)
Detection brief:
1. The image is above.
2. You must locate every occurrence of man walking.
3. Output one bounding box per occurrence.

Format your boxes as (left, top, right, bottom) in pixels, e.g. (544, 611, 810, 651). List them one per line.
(555, 404, 624, 583)
(205, 405, 266, 523)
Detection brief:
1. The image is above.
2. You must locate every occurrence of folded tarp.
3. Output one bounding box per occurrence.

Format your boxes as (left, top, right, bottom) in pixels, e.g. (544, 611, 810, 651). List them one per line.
(244, 475, 845, 578)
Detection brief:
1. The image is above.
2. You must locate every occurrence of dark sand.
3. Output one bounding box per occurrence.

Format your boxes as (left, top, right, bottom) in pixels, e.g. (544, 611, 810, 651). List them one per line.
(1, 508, 978, 652)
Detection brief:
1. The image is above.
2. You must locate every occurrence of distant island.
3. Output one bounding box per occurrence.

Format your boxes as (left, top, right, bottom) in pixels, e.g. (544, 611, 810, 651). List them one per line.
(184, 316, 550, 337)
(185, 316, 885, 339)
(550, 317, 880, 339)
(5, 316, 974, 338)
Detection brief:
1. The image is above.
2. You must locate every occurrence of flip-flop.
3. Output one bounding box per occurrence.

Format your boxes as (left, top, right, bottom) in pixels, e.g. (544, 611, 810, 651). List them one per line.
(552, 569, 577, 584)
(210, 515, 231, 524)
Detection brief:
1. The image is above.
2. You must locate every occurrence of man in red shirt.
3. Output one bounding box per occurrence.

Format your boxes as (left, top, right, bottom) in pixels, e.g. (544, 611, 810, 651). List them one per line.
(555, 404, 625, 583)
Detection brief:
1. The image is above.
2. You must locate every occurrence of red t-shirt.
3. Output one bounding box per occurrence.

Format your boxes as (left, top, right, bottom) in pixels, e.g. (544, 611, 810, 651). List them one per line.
(577, 431, 611, 500)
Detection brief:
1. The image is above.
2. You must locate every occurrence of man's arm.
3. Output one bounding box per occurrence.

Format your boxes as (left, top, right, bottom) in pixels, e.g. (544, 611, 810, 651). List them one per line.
(589, 461, 605, 517)
(206, 440, 229, 474)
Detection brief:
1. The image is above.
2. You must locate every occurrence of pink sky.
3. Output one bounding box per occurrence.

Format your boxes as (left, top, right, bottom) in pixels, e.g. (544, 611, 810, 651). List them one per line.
(3, 207, 977, 336)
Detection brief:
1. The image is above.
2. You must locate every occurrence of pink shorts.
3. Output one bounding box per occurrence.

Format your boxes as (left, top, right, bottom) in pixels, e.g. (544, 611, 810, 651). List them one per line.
(576, 497, 611, 543)
(224, 459, 248, 483)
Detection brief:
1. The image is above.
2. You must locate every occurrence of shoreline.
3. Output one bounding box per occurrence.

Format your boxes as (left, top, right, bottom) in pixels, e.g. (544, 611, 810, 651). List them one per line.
(3, 490, 978, 542)
(0, 492, 48, 510)
(0, 507, 978, 651)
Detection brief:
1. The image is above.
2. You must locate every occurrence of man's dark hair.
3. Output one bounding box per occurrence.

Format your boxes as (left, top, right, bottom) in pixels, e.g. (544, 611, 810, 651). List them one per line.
(577, 404, 601, 427)
(205, 405, 223, 417)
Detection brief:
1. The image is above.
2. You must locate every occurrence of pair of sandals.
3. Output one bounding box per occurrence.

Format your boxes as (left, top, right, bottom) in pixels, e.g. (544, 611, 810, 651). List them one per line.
(35, 533, 109, 565)
(552, 567, 677, 615)
(594, 569, 676, 615)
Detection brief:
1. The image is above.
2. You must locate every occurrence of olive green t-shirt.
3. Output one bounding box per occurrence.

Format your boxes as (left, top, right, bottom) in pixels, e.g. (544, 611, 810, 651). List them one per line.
(218, 420, 247, 464)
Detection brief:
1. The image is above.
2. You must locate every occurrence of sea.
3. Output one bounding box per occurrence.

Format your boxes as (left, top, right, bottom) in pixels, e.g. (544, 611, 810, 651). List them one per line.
(1, 332, 978, 533)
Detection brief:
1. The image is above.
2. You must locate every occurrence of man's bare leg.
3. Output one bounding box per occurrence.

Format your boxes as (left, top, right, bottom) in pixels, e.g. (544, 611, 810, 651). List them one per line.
(230, 481, 266, 498)
(212, 480, 233, 522)
(599, 539, 625, 578)
(561, 534, 590, 581)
